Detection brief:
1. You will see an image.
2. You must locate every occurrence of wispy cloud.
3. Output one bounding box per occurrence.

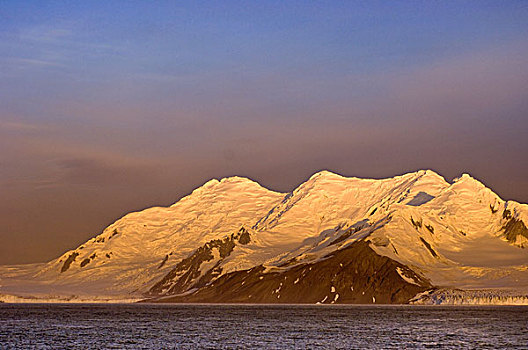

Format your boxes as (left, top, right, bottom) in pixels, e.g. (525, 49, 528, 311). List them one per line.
(0, 119, 56, 132)
(19, 26, 73, 43)
(5, 57, 65, 68)
(0, 23, 124, 73)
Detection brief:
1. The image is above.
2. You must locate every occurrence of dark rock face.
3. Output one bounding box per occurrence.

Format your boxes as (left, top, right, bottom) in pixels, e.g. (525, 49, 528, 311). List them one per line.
(425, 224, 435, 234)
(490, 204, 498, 214)
(148, 227, 250, 295)
(238, 227, 251, 245)
(60, 252, 79, 273)
(419, 237, 438, 258)
(147, 240, 431, 304)
(108, 229, 119, 240)
(80, 253, 96, 268)
(502, 209, 528, 247)
(410, 217, 422, 229)
(158, 255, 169, 269)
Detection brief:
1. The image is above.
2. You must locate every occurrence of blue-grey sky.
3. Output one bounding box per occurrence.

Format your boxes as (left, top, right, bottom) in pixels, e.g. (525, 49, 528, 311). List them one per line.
(1, 1, 528, 264)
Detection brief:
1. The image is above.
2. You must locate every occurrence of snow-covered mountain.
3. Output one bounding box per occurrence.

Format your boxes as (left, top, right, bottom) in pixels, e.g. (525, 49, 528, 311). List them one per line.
(1, 170, 527, 304)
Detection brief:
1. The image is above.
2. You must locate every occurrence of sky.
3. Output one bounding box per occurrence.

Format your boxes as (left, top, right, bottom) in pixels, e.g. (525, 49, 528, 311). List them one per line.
(1, 1, 528, 264)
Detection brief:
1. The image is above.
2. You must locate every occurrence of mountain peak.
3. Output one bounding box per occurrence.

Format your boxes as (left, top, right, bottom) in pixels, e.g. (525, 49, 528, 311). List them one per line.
(411, 169, 449, 187)
(202, 178, 221, 187)
(408, 169, 444, 180)
(452, 173, 486, 188)
(173, 176, 280, 208)
(456, 173, 475, 180)
(219, 175, 260, 185)
(308, 169, 446, 183)
(197, 175, 270, 192)
(308, 170, 343, 180)
(420, 169, 440, 176)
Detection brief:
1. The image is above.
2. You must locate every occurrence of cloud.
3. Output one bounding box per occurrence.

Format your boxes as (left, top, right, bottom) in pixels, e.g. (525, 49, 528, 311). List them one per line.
(52, 156, 160, 187)
(19, 27, 73, 43)
(0, 120, 56, 132)
(0, 23, 124, 75)
(8, 57, 64, 67)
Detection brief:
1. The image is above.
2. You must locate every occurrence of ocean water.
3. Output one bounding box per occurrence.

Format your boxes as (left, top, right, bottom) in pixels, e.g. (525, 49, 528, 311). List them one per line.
(1, 304, 527, 349)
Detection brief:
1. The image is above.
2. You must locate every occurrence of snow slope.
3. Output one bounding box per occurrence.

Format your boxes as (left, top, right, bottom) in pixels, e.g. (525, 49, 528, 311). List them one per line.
(1, 170, 527, 303)
(0, 177, 284, 300)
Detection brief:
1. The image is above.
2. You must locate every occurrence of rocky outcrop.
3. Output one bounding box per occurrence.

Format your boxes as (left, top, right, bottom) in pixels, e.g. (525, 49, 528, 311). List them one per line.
(60, 252, 79, 273)
(146, 240, 431, 304)
(80, 253, 96, 268)
(502, 209, 528, 247)
(148, 227, 251, 295)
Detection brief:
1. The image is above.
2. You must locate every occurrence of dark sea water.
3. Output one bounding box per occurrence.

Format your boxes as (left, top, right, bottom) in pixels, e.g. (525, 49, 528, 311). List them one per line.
(1, 304, 527, 349)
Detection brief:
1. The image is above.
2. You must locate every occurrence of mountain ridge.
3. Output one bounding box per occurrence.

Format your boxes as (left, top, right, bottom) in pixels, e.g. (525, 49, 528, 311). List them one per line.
(1, 169, 527, 304)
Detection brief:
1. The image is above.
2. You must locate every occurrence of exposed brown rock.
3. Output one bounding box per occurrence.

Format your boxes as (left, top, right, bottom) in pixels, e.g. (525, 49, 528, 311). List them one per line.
(60, 252, 79, 273)
(148, 227, 250, 295)
(410, 217, 422, 229)
(419, 237, 438, 258)
(502, 209, 528, 247)
(146, 240, 431, 304)
(158, 254, 169, 269)
(80, 253, 96, 268)
(425, 224, 435, 234)
(109, 229, 119, 240)
(490, 204, 498, 214)
(238, 227, 251, 245)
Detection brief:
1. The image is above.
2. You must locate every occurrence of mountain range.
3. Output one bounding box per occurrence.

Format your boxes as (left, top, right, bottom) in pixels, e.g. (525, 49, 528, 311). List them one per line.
(1, 170, 528, 304)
